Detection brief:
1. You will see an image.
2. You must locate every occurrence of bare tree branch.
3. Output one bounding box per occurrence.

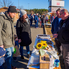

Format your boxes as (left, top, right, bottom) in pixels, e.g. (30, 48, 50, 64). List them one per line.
(0, 0, 13, 7)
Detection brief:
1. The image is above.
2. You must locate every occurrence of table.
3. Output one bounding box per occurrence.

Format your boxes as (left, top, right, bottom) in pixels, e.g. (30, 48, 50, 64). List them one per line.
(27, 49, 61, 69)
(27, 35, 61, 69)
(45, 23, 52, 27)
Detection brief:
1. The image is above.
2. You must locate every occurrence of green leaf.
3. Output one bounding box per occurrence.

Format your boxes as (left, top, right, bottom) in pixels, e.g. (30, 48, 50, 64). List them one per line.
(42, 46, 46, 49)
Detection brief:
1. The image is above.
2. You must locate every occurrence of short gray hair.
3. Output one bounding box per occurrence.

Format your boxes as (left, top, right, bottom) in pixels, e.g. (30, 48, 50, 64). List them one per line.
(61, 9, 68, 14)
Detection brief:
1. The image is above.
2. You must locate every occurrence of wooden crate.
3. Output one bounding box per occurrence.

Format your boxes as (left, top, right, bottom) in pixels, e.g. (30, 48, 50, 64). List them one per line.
(40, 53, 50, 69)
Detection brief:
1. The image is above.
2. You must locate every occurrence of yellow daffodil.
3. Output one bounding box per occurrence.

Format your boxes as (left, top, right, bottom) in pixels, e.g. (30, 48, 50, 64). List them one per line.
(36, 42, 42, 49)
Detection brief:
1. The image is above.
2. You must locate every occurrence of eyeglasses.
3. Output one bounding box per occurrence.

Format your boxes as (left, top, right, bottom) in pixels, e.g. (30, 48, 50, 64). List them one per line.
(60, 13, 62, 15)
(60, 12, 64, 15)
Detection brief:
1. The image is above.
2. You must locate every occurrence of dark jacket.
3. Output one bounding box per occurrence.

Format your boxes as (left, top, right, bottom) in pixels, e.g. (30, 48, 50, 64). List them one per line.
(16, 18, 32, 46)
(51, 17, 61, 34)
(58, 17, 69, 44)
(41, 17, 43, 23)
(0, 12, 15, 48)
(29, 15, 33, 21)
(43, 16, 46, 23)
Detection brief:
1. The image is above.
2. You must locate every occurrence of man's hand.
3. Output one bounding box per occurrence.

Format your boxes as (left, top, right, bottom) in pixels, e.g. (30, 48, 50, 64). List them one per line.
(0, 45, 4, 48)
(18, 39, 21, 43)
(53, 34, 58, 38)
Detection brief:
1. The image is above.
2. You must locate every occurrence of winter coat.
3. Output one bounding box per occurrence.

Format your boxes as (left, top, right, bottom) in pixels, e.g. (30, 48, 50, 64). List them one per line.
(16, 18, 32, 46)
(43, 16, 46, 23)
(29, 15, 33, 21)
(58, 17, 69, 44)
(51, 17, 61, 34)
(0, 12, 15, 48)
(34, 15, 39, 23)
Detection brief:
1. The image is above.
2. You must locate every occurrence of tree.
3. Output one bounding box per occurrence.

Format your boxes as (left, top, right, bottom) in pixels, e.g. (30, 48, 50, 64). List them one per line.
(0, 0, 13, 7)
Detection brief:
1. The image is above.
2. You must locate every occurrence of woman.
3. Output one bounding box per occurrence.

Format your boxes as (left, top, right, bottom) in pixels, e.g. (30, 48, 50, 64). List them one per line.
(16, 10, 32, 59)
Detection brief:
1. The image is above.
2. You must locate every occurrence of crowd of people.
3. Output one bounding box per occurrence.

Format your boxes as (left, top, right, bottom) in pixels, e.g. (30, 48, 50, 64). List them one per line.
(0, 5, 69, 69)
(29, 12, 51, 28)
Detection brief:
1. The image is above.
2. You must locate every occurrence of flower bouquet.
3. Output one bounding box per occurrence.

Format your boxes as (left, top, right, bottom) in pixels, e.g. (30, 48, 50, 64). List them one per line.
(35, 40, 48, 49)
(35, 40, 54, 56)
(35, 40, 48, 56)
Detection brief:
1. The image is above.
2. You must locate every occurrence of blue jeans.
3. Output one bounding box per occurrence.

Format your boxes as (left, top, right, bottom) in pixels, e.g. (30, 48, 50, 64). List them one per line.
(30, 20, 33, 26)
(20, 46, 30, 56)
(35, 22, 38, 28)
(41, 23, 44, 27)
(5, 47, 14, 69)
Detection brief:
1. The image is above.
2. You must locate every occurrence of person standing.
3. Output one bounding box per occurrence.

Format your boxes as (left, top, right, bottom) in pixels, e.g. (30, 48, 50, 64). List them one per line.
(29, 13, 33, 26)
(34, 13, 39, 28)
(0, 6, 17, 69)
(50, 14, 54, 24)
(46, 15, 48, 23)
(57, 9, 69, 69)
(16, 10, 32, 59)
(43, 15, 46, 26)
(51, 8, 62, 55)
(41, 15, 44, 27)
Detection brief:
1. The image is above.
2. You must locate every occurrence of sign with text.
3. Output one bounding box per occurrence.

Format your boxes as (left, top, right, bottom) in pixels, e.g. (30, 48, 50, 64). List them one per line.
(51, 1, 64, 7)
(48, 7, 64, 13)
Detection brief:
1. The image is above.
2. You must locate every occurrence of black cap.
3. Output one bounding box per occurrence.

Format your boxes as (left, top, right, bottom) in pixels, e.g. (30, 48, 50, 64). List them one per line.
(8, 6, 17, 13)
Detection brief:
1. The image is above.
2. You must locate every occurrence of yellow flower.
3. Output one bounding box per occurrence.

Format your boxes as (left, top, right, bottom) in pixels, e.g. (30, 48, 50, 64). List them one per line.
(41, 41, 47, 47)
(41, 40, 47, 43)
(36, 43, 42, 49)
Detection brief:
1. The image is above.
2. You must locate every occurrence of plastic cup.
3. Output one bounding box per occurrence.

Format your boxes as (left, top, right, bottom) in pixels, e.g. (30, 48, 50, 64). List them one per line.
(54, 59, 60, 67)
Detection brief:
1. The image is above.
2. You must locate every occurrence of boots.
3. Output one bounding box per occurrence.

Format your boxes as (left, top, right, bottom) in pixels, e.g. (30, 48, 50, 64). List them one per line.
(21, 56, 24, 59)
(12, 66, 17, 69)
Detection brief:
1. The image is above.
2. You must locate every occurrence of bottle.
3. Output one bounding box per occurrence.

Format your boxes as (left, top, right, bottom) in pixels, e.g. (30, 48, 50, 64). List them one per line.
(44, 56, 46, 60)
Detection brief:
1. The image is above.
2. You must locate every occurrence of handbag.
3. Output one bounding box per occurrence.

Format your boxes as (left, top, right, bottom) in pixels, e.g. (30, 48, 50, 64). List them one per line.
(13, 46, 20, 57)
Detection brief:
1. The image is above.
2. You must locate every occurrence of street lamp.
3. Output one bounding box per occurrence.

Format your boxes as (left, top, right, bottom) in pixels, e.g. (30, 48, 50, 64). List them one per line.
(28, 3, 29, 14)
(18, 0, 19, 9)
(28, 3, 29, 10)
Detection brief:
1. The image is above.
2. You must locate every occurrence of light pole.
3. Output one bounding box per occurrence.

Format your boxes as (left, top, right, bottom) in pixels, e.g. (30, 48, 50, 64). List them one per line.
(28, 3, 29, 14)
(28, 3, 29, 10)
(18, 0, 19, 9)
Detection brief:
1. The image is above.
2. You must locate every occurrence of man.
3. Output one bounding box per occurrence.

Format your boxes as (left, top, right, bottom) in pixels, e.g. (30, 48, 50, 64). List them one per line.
(34, 13, 39, 28)
(51, 8, 61, 55)
(57, 9, 69, 69)
(50, 14, 54, 24)
(0, 6, 17, 69)
(29, 13, 33, 26)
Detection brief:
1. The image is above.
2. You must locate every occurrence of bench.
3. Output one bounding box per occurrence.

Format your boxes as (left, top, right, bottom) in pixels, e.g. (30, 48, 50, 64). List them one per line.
(45, 23, 52, 27)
